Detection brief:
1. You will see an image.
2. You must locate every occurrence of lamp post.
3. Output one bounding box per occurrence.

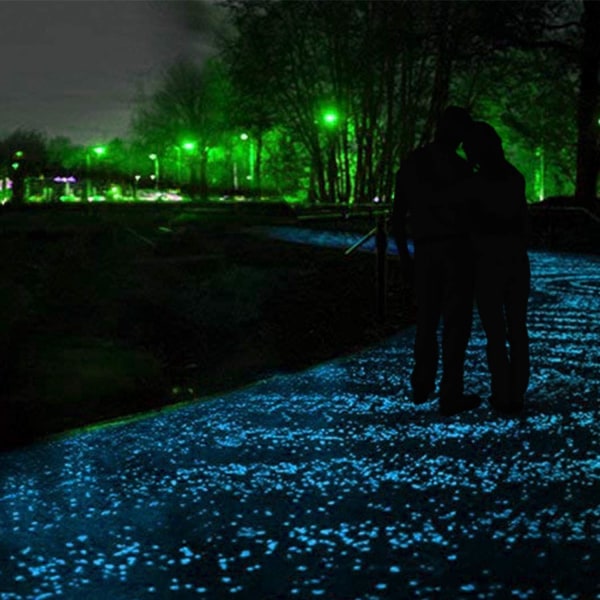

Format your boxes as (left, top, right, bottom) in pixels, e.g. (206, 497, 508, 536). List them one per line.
(173, 146, 182, 186)
(133, 174, 141, 200)
(171, 141, 196, 188)
(149, 153, 160, 190)
(84, 145, 106, 202)
(240, 133, 254, 192)
(10, 150, 25, 204)
(321, 107, 340, 203)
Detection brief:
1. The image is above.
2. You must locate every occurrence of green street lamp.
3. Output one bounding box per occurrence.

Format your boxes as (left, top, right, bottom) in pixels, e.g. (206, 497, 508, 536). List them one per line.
(322, 109, 340, 127)
(174, 141, 197, 187)
(84, 145, 107, 202)
(239, 133, 253, 186)
(11, 150, 24, 171)
(149, 153, 160, 190)
(9, 150, 25, 203)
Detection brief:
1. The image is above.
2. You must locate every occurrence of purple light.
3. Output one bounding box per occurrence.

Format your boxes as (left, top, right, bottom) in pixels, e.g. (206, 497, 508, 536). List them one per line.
(53, 176, 77, 183)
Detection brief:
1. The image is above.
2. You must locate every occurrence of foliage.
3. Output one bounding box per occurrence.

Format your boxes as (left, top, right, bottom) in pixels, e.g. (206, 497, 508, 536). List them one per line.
(455, 46, 578, 200)
(131, 58, 232, 196)
(218, 0, 593, 204)
(0, 129, 48, 175)
(3, 1, 592, 205)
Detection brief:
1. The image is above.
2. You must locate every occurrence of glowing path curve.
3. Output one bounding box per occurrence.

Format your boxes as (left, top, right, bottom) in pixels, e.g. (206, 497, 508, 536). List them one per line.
(0, 228, 599, 599)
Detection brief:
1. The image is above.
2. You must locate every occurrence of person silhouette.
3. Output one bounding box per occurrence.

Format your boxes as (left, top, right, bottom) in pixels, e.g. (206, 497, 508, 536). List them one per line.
(391, 106, 481, 416)
(460, 121, 530, 414)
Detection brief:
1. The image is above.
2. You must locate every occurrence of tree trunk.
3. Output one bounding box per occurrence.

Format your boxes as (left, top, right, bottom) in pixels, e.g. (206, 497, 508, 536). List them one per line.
(421, 3, 453, 145)
(575, 0, 600, 207)
(199, 148, 209, 200)
(254, 131, 263, 199)
(11, 172, 25, 204)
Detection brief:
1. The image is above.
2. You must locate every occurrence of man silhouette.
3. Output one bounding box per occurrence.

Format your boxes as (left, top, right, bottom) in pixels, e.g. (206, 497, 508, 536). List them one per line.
(391, 106, 481, 416)
(461, 121, 530, 414)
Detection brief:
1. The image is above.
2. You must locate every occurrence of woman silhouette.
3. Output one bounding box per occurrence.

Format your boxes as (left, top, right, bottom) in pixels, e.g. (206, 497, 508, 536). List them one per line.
(462, 121, 531, 415)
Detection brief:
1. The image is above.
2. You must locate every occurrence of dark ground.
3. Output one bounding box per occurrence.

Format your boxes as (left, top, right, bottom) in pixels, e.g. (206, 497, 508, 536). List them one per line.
(0, 202, 597, 450)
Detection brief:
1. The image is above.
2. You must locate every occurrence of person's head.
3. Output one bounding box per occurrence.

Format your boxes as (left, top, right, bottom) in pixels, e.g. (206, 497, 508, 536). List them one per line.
(463, 121, 505, 168)
(434, 106, 473, 149)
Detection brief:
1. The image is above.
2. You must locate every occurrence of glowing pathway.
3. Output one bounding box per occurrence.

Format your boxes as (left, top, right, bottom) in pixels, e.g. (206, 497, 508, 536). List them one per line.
(0, 231, 599, 599)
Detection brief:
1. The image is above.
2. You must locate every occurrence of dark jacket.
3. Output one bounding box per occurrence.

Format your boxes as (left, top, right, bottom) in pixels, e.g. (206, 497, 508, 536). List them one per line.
(391, 142, 472, 247)
(463, 161, 529, 256)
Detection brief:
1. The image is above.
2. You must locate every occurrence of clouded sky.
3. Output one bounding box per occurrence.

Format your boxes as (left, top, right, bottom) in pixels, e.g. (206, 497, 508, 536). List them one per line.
(0, 0, 219, 145)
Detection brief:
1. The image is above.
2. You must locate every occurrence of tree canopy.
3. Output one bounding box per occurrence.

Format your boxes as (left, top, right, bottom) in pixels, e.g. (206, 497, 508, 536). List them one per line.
(5, 1, 594, 206)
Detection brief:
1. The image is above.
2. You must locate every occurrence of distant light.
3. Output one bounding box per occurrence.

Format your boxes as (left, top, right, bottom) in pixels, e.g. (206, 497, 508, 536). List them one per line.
(240, 133, 249, 141)
(182, 141, 196, 152)
(149, 153, 157, 161)
(14, 150, 24, 158)
(92, 146, 106, 156)
(373, 196, 380, 203)
(322, 109, 339, 126)
(53, 176, 77, 183)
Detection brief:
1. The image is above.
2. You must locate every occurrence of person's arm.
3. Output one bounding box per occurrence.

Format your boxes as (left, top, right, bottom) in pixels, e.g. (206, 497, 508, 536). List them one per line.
(390, 165, 415, 284)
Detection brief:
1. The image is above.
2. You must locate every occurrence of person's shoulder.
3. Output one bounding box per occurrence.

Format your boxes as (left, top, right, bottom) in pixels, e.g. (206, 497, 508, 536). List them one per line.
(502, 160, 523, 178)
(504, 162, 526, 190)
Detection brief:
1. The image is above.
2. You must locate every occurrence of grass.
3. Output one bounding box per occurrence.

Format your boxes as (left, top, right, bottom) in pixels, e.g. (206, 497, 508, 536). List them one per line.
(0, 206, 414, 449)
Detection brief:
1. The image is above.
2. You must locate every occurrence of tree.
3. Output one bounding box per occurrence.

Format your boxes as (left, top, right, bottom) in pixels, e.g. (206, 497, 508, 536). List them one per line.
(575, 0, 600, 206)
(222, 1, 434, 204)
(0, 129, 48, 204)
(463, 0, 598, 204)
(220, 0, 592, 206)
(221, 1, 498, 204)
(131, 58, 231, 198)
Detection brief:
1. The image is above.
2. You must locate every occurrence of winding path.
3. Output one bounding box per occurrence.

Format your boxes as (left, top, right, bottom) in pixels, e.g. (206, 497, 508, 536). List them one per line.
(0, 231, 599, 599)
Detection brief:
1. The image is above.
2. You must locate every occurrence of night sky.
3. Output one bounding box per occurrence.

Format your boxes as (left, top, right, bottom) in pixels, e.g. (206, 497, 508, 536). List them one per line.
(0, 0, 219, 145)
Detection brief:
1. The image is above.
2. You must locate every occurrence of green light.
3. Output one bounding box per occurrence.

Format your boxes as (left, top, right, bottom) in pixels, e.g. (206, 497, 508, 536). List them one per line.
(182, 141, 196, 152)
(11, 162, 19, 170)
(14, 150, 24, 158)
(149, 153, 158, 160)
(92, 146, 106, 156)
(322, 110, 339, 126)
(240, 133, 249, 141)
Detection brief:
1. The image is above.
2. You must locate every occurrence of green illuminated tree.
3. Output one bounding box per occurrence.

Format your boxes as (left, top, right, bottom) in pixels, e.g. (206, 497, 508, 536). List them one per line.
(223, 0, 403, 203)
(219, 0, 594, 207)
(456, 0, 598, 204)
(575, 0, 600, 206)
(131, 58, 231, 199)
(221, 1, 481, 204)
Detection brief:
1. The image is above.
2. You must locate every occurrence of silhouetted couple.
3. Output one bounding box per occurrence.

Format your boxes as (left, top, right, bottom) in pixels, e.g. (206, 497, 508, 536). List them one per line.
(391, 106, 530, 417)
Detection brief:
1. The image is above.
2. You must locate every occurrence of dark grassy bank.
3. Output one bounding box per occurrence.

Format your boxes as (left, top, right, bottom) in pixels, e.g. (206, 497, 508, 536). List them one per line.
(0, 206, 415, 449)
(0, 202, 597, 450)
